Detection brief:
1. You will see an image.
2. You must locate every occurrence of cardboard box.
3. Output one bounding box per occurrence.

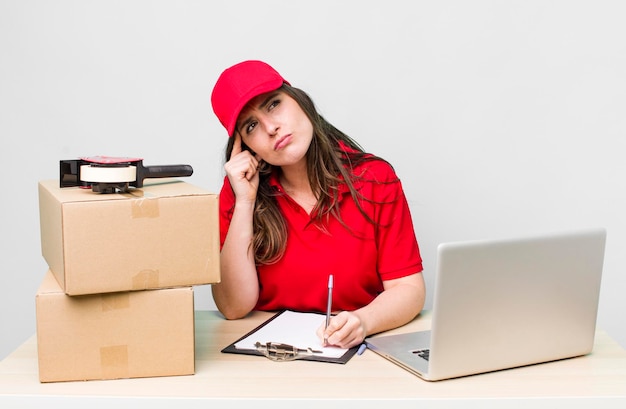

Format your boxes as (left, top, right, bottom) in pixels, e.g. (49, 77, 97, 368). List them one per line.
(38, 178, 220, 295)
(36, 270, 195, 382)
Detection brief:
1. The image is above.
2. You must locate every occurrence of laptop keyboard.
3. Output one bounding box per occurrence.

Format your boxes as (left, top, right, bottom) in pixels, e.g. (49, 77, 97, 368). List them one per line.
(412, 348, 430, 361)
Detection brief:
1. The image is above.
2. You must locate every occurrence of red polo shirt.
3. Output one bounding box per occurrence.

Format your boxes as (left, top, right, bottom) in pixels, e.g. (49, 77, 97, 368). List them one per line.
(218, 153, 423, 313)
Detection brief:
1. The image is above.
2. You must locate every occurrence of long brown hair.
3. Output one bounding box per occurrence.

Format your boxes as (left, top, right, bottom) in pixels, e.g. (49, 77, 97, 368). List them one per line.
(225, 84, 395, 265)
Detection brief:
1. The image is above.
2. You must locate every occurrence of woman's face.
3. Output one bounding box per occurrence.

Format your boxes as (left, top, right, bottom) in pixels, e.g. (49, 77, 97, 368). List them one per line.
(235, 90, 313, 168)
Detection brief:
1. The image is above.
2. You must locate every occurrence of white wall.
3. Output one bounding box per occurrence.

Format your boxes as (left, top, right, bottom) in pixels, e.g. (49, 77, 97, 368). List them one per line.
(1, 0, 624, 360)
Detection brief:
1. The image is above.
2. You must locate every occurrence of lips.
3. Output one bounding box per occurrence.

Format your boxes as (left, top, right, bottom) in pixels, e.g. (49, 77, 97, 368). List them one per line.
(274, 134, 292, 151)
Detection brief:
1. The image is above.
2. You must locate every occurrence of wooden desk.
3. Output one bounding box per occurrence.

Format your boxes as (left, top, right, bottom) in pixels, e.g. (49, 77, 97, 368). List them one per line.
(1, 310, 625, 408)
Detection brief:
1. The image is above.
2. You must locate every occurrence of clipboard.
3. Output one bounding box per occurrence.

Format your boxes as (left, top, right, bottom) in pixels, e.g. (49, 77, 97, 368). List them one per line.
(221, 310, 359, 364)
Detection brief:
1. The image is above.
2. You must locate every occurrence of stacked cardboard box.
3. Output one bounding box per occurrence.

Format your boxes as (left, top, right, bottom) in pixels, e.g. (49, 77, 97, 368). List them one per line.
(36, 179, 220, 382)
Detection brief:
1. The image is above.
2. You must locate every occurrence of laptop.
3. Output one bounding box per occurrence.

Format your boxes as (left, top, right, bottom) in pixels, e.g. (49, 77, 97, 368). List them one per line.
(366, 227, 606, 381)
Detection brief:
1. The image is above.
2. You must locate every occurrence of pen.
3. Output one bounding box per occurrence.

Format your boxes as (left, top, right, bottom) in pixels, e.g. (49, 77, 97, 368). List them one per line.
(357, 343, 367, 356)
(324, 274, 333, 345)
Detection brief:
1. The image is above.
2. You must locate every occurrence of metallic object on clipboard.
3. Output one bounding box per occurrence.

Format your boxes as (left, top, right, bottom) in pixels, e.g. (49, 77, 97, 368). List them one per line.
(255, 342, 323, 362)
(59, 156, 193, 194)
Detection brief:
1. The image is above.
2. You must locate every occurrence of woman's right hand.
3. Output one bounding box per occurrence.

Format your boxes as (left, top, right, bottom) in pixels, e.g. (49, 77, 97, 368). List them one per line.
(224, 134, 261, 203)
(215, 133, 262, 319)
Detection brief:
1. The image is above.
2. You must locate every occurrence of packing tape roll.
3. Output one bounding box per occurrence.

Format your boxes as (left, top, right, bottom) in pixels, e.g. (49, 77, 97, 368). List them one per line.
(80, 165, 137, 183)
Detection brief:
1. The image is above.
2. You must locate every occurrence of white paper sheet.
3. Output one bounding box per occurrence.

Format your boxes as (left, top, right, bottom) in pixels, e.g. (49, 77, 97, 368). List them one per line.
(234, 310, 348, 359)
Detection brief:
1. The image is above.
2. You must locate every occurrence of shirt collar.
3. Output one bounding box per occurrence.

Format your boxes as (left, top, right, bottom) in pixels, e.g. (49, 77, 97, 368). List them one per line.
(267, 141, 363, 198)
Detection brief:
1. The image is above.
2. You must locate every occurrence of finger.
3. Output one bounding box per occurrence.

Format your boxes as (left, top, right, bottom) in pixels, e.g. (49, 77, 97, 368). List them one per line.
(317, 319, 335, 345)
(231, 133, 243, 156)
(243, 155, 265, 182)
(321, 315, 343, 345)
(244, 165, 259, 182)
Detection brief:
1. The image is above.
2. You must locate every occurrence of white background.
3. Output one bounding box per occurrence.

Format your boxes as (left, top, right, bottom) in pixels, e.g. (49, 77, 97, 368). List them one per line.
(1, 0, 624, 360)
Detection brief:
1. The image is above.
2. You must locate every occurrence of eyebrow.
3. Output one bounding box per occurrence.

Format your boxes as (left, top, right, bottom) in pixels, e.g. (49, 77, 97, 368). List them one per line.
(258, 92, 280, 110)
(237, 92, 281, 134)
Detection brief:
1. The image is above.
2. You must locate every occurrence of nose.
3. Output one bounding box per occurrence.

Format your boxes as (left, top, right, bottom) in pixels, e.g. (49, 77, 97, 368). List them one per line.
(259, 115, 279, 136)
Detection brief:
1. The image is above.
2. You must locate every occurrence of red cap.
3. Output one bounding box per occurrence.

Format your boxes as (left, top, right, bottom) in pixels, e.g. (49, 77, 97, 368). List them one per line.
(211, 60, 289, 137)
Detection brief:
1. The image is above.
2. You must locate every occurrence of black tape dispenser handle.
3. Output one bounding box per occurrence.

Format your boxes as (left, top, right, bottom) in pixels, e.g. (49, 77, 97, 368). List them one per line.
(135, 163, 194, 187)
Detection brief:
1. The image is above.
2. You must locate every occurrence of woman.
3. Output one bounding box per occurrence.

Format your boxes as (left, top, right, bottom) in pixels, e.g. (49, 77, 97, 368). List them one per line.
(210, 60, 425, 349)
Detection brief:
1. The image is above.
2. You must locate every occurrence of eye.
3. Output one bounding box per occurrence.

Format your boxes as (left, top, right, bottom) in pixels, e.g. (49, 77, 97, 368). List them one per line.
(267, 98, 281, 111)
(245, 121, 257, 135)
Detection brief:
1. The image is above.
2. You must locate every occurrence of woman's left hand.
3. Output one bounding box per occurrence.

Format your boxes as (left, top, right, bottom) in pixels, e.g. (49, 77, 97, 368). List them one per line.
(317, 311, 366, 349)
